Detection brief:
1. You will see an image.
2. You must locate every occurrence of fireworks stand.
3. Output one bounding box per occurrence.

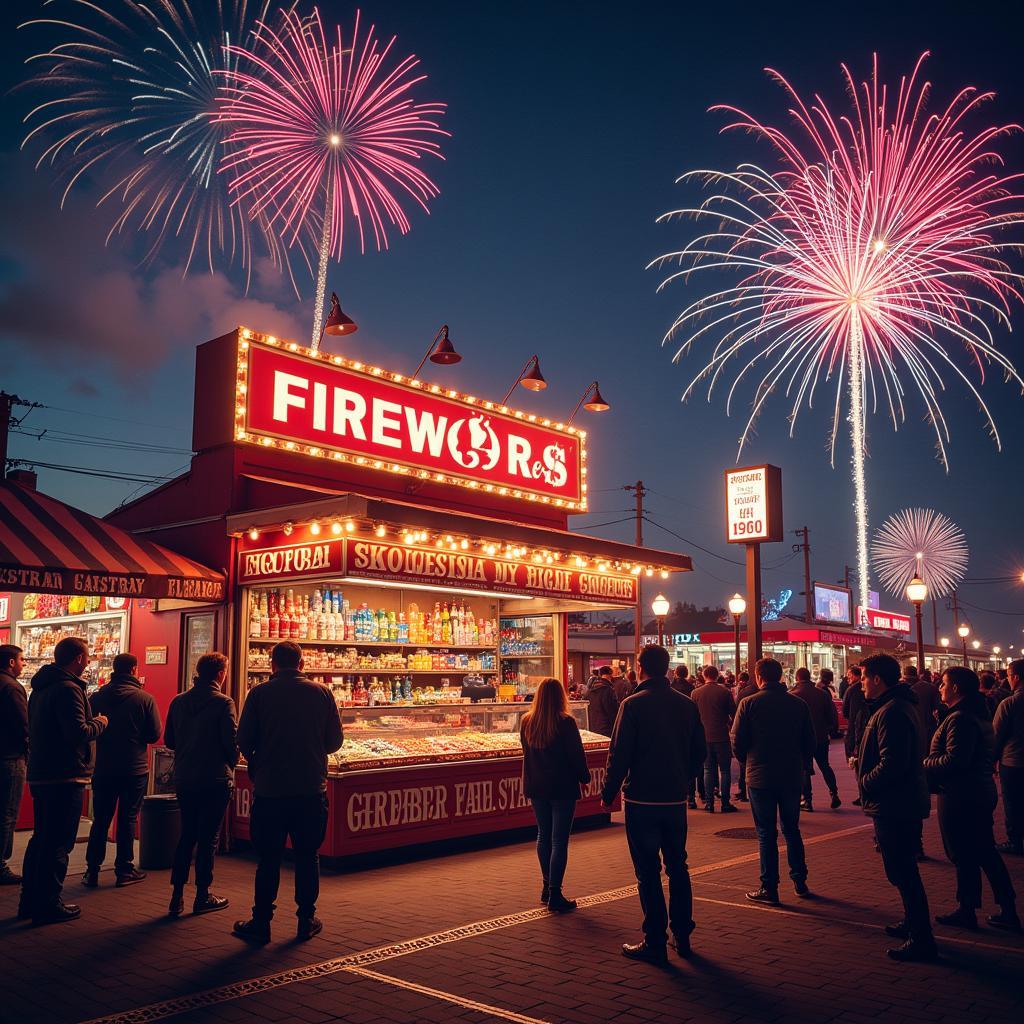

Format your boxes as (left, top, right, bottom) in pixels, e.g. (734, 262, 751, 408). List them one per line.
(107, 326, 692, 856)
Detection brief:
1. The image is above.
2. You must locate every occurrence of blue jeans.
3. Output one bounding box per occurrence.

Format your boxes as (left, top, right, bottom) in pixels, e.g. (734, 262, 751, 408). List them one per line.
(531, 798, 576, 893)
(704, 741, 733, 807)
(748, 787, 807, 889)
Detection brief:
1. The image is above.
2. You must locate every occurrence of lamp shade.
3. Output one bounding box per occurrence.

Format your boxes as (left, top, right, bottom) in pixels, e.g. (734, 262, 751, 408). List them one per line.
(324, 292, 357, 336)
(728, 593, 746, 617)
(583, 382, 610, 413)
(651, 594, 671, 618)
(520, 356, 547, 392)
(429, 325, 461, 365)
(905, 575, 928, 604)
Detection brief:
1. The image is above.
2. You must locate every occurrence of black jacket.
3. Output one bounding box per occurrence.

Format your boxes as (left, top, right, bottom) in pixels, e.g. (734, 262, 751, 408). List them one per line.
(731, 682, 815, 791)
(237, 669, 343, 798)
(585, 678, 619, 736)
(692, 681, 735, 743)
(856, 685, 930, 820)
(601, 676, 706, 805)
(520, 714, 591, 801)
(671, 674, 694, 697)
(843, 682, 868, 759)
(924, 692, 997, 798)
(27, 663, 106, 783)
(0, 670, 28, 759)
(993, 690, 1024, 767)
(736, 681, 758, 705)
(164, 681, 239, 789)
(90, 674, 162, 778)
(910, 679, 942, 747)
(792, 681, 838, 745)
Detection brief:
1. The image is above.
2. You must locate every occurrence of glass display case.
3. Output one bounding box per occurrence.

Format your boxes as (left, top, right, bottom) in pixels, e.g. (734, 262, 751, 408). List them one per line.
(500, 614, 557, 697)
(330, 700, 605, 772)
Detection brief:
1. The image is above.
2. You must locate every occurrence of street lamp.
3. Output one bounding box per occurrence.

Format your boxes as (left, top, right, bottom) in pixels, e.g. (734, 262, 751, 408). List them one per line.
(411, 324, 462, 379)
(501, 355, 547, 402)
(566, 381, 610, 424)
(993, 645, 1001, 656)
(972, 639, 981, 650)
(957, 622, 970, 662)
(906, 575, 928, 675)
(728, 593, 746, 674)
(652, 594, 670, 646)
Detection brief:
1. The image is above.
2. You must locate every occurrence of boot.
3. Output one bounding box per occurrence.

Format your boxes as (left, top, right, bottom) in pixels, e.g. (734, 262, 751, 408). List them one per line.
(987, 907, 1022, 932)
(885, 921, 910, 939)
(996, 840, 1023, 856)
(297, 915, 323, 940)
(548, 890, 578, 913)
(0, 864, 22, 885)
(935, 906, 978, 929)
(669, 932, 692, 958)
(168, 886, 184, 918)
(81, 868, 99, 888)
(540, 881, 549, 905)
(232, 918, 271, 944)
(830, 792, 842, 809)
(745, 887, 779, 905)
(720, 802, 739, 814)
(621, 940, 667, 965)
(116, 868, 147, 887)
(193, 892, 229, 915)
(887, 939, 938, 963)
(33, 901, 81, 926)
(800, 799, 814, 812)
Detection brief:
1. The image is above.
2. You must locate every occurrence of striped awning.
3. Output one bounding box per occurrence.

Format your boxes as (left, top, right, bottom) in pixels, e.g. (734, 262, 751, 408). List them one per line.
(0, 480, 225, 602)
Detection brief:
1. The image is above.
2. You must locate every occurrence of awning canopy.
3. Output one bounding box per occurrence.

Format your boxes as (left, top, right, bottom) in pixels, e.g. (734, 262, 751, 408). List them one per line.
(0, 480, 226, 602)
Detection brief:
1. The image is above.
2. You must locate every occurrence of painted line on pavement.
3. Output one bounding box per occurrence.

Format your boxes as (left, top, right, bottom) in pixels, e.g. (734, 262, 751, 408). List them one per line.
(345, 966, 550, 1024)
(78, 822, 871, 1024)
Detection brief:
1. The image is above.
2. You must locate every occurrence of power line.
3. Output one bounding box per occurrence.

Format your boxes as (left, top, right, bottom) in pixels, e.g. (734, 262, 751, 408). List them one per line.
(576, 516, 636, 530)
(642, 514, 746, 566)
(38, 403, 185, 432)
(8, 458, 167, 484)
(11, 427, 193, 456)
(958, 598, 1024, 618)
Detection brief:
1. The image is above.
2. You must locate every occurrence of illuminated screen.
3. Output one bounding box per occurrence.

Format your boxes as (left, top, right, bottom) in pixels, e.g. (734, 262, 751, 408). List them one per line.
(813, 583, 852, 625)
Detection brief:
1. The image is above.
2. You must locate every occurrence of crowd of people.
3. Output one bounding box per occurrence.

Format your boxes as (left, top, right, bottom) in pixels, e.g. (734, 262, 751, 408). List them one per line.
(1, 636, 1022, 970)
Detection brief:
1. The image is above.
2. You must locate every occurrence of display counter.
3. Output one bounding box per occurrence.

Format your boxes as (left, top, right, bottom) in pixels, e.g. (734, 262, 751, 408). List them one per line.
(231, 701, 615, 856)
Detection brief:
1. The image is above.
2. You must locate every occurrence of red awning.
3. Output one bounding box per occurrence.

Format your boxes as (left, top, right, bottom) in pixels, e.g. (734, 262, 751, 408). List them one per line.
(0, 480, 225, 602)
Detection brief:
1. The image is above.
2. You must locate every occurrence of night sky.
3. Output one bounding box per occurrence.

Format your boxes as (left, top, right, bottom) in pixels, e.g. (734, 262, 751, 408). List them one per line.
(2, 0, 1023, 649)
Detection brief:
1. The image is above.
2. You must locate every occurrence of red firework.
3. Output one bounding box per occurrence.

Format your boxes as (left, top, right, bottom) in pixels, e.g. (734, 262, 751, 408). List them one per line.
(215, 6, 447, 258)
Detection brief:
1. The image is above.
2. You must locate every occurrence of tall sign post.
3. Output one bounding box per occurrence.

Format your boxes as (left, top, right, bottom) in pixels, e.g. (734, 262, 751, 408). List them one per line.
(724, 465, 784, 671)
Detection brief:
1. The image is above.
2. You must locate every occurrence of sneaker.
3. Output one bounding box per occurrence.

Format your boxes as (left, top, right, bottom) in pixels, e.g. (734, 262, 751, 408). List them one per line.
(987, 910, 1022, 932)
(719, 802, 739, 814)
(81, 868, 99, 888)
(296, 916, 323, 941)
(746, 887, 780, 905)
(935, 907, 978, 930)
(193, 893, 229, 915)
(800, 800, 814, 812)
(33, 902, 81, 926)
(232, 918, 271, 944)
(621, 941, 668, 965)
(996, 841, 1024, 856)
(548, 892, 578, 913)
(115, 869, 147, 888)
(0, 865, 22, 885)
(168, 890, 184, 918)
(669, 932, 692, 958)
(830, 793, 842, 810)
(885, 921, 910, 939)
(794, 880, 810, 898)
(887, 939, 938, 963)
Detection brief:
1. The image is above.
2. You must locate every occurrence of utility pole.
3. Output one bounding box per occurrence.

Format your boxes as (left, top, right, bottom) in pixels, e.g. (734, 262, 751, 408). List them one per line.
(0, 392, 40, 481)
(793, 526, 812, 622)
(839, 565, 852, 591)
(950, 590, 961, 629)
(624, 480, 646, 659)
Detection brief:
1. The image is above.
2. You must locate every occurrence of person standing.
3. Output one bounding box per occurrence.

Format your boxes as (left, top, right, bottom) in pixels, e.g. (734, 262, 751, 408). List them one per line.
(233, 641, 343, 944)
(818, 668, 838, 700)
(84, 653, 162, 888)
(843, 666, 867, 804)
(585, 666, 619, 737)
(857, 654, 936, 962)
(164, 652, 239, 918)
(20, 637, 107, 924)
(792, 668, 841, 811)
(601, 645, 706, 964)
(733, 672, 758, 802)
(925, 667, 1019, 931)
(693, 666, 737, 812)
(731, 658, 815, 903)
(0, 645, 29, 885)
(671, 665, 693, 697)
(910, 670, 942, 754)
(520, 677, 591, 913)
(994, 658, 1024, 856)
(611, 664, 631, 704)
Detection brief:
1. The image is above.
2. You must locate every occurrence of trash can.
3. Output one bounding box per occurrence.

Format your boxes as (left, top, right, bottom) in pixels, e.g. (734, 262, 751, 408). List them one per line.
(139, 794, 181, 871)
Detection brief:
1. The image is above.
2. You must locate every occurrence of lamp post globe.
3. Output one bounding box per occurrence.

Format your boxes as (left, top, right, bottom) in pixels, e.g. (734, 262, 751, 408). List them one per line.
(727, 593, 746, 674)
(905, 575, 928, 675)
(652, 594, 670, 646)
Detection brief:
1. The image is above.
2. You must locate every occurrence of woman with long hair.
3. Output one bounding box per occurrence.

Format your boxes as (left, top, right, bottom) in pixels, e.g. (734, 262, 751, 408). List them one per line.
(520, 677, 591, 912)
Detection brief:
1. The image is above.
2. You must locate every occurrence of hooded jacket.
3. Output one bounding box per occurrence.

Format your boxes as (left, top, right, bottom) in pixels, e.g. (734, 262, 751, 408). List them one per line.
(27, 663, 106, 784)
(164, 680, 239, 788)
(792, 680, 838, 745)
(730, 681, 815, 791)
(856, 684, 930, 820)
(692, 680, 735, 743)
(0, 669, 28, 759)
(90, 674, 162, 778)
(993, 689, 1024, 767)
(924, 691, 997, 798)
(585, 678, 619, 736)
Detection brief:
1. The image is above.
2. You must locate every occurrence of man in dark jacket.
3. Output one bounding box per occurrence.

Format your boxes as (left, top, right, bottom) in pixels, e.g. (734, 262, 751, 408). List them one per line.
(792, 668, 840, 811)
(233, 641, 343, 943)
(994, 658, 1024, 855)
(0, 645, 29, 885)
(164, 651, 239, 918)
(671, 664, 694, 697)
(20, 637, 107, 925)
(585, 667, 619, 737)
(731, 658, 815, 904)
(910, 672, 942, 753)
(83, 653, 162, 887)
(693, 666, 737, 812)
(925, 668, 1018, 932)
(733, 672, 758, 801)
(602, 644, 706, 964)
(857, 654, 936, 962)
(843, 666, 868, 807)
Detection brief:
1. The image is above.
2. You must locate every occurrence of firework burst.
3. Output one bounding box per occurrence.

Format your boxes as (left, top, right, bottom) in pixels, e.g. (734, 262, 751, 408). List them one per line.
(19, 0, 291, 286)
(214, 6, 448, 344)
(651, 53, 1024, 613)
(872, 508, 969, 598)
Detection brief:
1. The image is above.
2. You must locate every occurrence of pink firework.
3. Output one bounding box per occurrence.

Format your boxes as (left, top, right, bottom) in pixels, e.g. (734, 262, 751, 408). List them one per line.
(651, 53, 1024, 615)
(215, 7, 447, 259)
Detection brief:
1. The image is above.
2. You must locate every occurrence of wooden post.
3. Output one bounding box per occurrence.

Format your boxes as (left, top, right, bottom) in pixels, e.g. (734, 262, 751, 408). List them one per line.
(745, 542, 763, 670)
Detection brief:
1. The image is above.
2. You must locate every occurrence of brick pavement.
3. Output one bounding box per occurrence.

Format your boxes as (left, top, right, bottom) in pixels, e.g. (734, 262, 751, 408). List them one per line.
(1, 745, 1022, 1024)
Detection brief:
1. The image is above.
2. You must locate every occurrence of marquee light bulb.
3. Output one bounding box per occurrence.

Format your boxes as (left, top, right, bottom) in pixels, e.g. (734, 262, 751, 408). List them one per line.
(375, 524, 387, 538)
(345, 520, 355, 533)
(309, 521, 321, 535)
(247, 526, 259, 541)
(331, 521, 342, 536)
(282, 521, 294, 536)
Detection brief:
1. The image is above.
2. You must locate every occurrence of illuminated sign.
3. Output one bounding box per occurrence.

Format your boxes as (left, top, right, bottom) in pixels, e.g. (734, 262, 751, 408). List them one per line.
(641, 633, 702, 646)
(857, 606, 912, 634)
(238, 541, 344, 583)
(0, 593, 9, 623)
(237, 335, 586, 508)
(724, 465, 783, 543)
(814, 582, 852, 625)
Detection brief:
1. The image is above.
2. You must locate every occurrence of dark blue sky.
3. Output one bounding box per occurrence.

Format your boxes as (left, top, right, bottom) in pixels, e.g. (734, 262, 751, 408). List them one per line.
(2, 0, 1023, 649)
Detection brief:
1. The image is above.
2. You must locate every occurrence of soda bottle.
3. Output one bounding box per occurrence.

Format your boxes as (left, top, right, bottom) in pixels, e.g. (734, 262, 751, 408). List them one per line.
(268, 591, 280, 639)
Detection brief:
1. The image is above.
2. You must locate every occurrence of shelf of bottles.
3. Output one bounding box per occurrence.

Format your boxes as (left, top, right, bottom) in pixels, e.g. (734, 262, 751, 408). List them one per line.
(243, 580, 500, 708)
(499, 614, 557, 697)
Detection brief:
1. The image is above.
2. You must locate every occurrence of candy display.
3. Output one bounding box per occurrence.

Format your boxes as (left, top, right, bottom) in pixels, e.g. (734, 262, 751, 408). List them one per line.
(16, 609, 126, 693)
